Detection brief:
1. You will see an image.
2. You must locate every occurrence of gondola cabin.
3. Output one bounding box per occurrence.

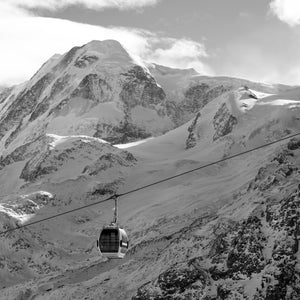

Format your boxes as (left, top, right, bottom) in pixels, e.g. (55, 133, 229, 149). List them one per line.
(97, 225, 129, 259)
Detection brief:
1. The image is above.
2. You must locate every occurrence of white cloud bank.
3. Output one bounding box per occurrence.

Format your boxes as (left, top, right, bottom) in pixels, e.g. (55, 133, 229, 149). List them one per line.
(270, 0, 300, 26)
(0, 0, 211, 86)
(2, 0, 161, 14)
(149, 39, 211, 72)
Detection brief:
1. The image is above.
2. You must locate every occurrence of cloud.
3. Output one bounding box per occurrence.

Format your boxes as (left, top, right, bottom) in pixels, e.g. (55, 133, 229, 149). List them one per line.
(270, 0, 300, 26)
(2, 0, 161, 14)
(0, 2, 209, 85)
(148, 39, 212, 74)
(210, 39, 300, 85)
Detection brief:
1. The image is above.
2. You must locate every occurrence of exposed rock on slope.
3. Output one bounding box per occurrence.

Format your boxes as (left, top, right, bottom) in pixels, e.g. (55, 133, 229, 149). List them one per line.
(133, 258, 209, 299)
(0, 87, 14, 104)
(0, 74, 53, 143)
(180, 84, 233, 123)
(93, 65, 168, 143)
(70, 74, 113, 104)
(213, 103, 238, 141)
(0, 135, 50, 170)
(186, 112, 201, 149)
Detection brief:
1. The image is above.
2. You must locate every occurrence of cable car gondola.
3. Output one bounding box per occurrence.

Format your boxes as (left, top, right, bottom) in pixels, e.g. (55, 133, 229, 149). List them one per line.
(96, 196, 129, 259)
(97, 224, 129, 258)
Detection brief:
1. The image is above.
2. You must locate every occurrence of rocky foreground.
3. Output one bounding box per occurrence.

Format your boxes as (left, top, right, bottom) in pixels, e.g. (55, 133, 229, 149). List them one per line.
(132, 138, 300, 300)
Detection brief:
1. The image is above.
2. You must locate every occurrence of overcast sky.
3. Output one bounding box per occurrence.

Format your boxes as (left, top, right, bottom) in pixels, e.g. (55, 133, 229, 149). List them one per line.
(1, 0, 300, 86)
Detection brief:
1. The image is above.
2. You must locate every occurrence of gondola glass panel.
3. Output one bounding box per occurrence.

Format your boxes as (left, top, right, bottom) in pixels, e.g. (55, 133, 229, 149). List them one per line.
(99, 228, 119, 253)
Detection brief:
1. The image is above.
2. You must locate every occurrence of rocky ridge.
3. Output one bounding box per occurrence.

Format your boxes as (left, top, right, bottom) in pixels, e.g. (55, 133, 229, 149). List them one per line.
(0, 42, 290, 154)
(0, 134, 137, 289)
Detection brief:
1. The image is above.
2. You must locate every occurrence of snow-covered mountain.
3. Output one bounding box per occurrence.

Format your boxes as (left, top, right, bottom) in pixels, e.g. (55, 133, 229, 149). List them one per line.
(1, 41, 293, 154)
(184, 86, 300, 151)
(0, 40, 173, 152)
(149, 63, 296, 126)
(0, 40, 300, 299)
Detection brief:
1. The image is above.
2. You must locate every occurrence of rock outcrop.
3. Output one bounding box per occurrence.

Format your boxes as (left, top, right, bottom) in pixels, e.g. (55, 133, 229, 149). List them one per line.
(133, 258, 210, 299)
(213, 103, 238, 141)
(186, 112, 201, 149)
(181, 84, 232, 118)
(19, 135, 136, 182)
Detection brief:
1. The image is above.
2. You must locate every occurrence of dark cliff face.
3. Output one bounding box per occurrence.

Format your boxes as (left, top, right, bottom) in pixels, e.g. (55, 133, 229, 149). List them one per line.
(120, 66, 166, 109)
(0, 135, 49, 171)
(74, 55, 99, 68)
(3, 72, 68, 147)
(93, 66, 168, 144)
(213, 103, 238, 141)
(0, 74, 53, 143)
(82, 152, 136, 176)
(186, 112, 201, 150)
(71, 74, 113, 104)
(94, 121, 152, 144)
(133, 258, 209, 300)
(0, 87, 14, 104)
(29, 96, 51, 123)
(29, 74, 72, 122)
(18, 137, 137, 183)
(169, 83, 233, 125)
(182, 83, 211, 113)
(52, 46, 82, 72)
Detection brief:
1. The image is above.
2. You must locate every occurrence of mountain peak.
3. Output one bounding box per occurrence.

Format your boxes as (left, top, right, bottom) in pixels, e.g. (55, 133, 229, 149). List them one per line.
(81, 39, 133, 62)
(83, 39, 125, 51)
(37, 39, 137, 77)
(149, 63, 199, 76)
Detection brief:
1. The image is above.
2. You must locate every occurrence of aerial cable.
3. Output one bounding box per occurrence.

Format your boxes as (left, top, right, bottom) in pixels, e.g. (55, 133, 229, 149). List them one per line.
(0, 131, 300, 236)
(117, 131, 300, 197)
(0, 194, 116, 235)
